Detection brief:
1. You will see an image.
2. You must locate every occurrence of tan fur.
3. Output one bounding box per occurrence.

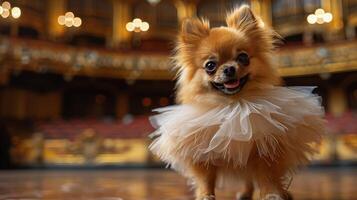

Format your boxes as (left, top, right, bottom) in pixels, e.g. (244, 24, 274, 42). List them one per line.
(169, 6, 306, 200)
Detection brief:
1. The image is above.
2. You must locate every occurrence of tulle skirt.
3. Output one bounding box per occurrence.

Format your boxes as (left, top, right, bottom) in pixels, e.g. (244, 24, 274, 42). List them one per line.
(149, 86, 325, 171)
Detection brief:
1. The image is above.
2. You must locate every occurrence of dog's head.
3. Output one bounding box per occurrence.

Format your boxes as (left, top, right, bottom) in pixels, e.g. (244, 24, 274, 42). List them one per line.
(174, 5, 281, 103)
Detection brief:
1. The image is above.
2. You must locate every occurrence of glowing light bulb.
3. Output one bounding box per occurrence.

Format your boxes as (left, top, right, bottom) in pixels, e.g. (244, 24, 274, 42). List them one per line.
(140, 22, 149, 31)
(316, 17, 324, 24)
(11, 7, 21, 19)
(65, 12, 74, 18)
(133, 18, 142, 27)
(315, 8, 325, 16)
(58, 15, 65, 25)
(1, 9, 9, 18)
(126, 22, 135, 32)
(73, 17, 82, 27)
(307, 14, 317, 24)
(323, 12, 333, 23)
(1, 1, 11, 10)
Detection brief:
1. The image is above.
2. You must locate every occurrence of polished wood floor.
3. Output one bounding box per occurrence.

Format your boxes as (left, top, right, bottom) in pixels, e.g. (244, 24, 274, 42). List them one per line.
(0, 168, 355, 200)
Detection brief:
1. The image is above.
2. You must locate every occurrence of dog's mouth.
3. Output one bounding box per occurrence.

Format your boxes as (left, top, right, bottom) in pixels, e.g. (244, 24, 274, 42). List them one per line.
(211, 74, 249, 95)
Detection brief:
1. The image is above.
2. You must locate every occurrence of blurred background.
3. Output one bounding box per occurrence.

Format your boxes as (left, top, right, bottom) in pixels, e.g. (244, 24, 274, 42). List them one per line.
(0, 0, 356, 170)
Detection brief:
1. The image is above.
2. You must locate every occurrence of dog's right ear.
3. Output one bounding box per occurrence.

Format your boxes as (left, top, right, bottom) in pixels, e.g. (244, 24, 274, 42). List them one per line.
(180, 18, 210, 44)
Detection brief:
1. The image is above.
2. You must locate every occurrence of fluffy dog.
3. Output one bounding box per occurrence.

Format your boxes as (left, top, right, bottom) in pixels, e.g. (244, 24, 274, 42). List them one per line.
(150, 5, 325, 200)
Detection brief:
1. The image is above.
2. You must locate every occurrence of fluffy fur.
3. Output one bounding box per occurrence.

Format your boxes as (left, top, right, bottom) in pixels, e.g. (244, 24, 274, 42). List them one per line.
(150, 6, 325, 200)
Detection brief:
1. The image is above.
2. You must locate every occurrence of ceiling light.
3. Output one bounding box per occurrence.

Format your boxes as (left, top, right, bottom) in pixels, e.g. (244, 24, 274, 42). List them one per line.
(11, 7, 21, 19)
(126, 18, 150, 32)
(58, 12, 82, 28)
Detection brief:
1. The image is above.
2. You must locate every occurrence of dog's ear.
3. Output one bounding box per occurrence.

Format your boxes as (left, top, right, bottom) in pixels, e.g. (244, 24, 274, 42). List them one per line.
(180, 18, 210, 44)
(226, 5, 258, 32)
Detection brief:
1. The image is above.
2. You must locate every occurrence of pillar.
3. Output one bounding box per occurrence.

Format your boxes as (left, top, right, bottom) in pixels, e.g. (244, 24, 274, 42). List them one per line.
(322, 0, 344, 40)
(111, 0, 132, 48)
(47, 0, 67, 40)
(251, 0, 272, 27)
(174, 0, 197, 22)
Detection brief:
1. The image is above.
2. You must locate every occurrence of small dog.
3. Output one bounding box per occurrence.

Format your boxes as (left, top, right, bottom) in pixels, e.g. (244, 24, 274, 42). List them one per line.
(150, 5, 325, 200)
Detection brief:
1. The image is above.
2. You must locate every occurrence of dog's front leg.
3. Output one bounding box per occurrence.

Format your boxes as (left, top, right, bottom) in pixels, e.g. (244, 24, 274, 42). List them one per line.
(189, 163, 217, 200)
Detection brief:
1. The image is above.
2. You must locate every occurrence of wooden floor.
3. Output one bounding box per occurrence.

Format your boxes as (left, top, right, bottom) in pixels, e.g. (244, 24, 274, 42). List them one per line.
(0, 168, 355, 200)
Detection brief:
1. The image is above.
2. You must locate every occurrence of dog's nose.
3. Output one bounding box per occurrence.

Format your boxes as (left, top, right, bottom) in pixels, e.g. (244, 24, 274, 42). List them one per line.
(223, 66, 236, 77)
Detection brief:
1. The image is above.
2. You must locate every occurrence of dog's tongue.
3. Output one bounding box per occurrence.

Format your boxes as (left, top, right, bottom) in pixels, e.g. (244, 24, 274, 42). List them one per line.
(224, 80, 240, 89)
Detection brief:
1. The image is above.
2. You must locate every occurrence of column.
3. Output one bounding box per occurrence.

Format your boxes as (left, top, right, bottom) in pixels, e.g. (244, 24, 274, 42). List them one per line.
(250, 0, 272, 27)
(174, 0, 197, 22)
(47, 0, 67, 40)
(322, 0, 344, 40)
(111, 0, 132, 49)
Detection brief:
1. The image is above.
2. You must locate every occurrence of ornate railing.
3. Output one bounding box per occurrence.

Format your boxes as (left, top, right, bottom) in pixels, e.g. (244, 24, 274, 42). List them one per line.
(0, 37, 356, 80)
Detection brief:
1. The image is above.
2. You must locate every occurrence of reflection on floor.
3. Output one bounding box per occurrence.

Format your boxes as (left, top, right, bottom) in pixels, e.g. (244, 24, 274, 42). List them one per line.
(0, 168, 355, 200)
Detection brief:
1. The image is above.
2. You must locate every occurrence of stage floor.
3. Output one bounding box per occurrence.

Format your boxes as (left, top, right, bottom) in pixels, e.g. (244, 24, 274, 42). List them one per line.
(0, 168, 355, 200)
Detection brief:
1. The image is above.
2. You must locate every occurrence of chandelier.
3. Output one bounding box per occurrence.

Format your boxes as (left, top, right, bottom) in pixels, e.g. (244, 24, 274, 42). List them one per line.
(0, 1, 21, 19)
(307, 8, 333, 25)
(58, 12, 82, 28)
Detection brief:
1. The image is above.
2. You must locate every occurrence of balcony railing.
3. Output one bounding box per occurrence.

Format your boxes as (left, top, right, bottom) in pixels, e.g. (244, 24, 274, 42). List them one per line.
(0, 37, 356, 80)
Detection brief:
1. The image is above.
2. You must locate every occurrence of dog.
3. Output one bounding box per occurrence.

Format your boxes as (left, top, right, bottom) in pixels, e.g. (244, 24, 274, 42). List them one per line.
(150, 5, 325, 200)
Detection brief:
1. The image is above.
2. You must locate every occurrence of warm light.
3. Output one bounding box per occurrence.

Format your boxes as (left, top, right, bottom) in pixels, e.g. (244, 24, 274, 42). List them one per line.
(0, 2, 21, 19)
(11, 7, 21, 19)
(73, 17, 82, 27)
(58, 15, 65, 25)
(323, 12, 333, 23)
(58, 12, 81, 27)
(316, 17, 324, 24)
(315, 8, 325, 16)
(64, 17, 73, 27)
(133, 18, 142, 26)
(140, 22, 149, 31)
(1, 1, 11, 10)
(307, 8, 333, 25)
(126, 18, 150, 32)
(65, 12, 74, 18)
(126, 22, 135, 32)
(307, 14, 317, 24)
(1, 9, 9, 18)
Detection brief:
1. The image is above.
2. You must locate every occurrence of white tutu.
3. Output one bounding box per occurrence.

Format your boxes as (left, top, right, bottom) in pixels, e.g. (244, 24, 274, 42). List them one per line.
(149, 86, 325, 170)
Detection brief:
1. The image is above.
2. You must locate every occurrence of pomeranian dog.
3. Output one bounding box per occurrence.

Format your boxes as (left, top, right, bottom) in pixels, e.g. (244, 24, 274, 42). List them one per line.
(150, 5, 325, 200)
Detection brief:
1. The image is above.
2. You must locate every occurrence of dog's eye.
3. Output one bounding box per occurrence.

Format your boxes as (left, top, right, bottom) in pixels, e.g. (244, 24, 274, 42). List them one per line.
(237, 52, 250, 66)
(205, 61, 217, 74)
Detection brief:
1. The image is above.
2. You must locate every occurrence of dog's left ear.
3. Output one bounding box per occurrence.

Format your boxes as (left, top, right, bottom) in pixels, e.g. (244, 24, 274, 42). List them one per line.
(226, 5, 258, 32)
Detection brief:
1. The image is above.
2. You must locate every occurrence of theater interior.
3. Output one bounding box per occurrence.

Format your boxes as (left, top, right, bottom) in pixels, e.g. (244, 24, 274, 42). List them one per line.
(0, 0, 356, 199)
